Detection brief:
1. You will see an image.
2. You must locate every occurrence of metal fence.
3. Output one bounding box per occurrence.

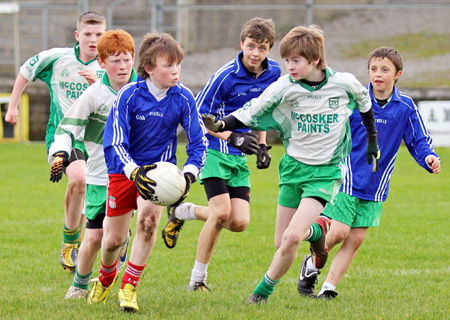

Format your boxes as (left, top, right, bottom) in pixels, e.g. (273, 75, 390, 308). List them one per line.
(1, 0, 450, 140)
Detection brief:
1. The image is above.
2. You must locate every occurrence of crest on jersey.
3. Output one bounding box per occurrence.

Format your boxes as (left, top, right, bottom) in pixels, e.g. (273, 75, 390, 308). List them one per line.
(61, 68, 70, 78)
(329, 97, 339, 110)
(98, 104, 109, 114)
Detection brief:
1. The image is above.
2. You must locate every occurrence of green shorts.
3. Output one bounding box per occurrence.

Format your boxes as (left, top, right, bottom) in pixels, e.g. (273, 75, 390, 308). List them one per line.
(199, 149, 250, 188)
(278, 154, 346, 208)
(323, 192, 383, 227)
(85, 184, 107, 221)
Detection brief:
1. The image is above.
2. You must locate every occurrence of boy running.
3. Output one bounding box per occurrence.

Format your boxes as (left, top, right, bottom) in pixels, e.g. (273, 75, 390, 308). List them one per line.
(88, 31, 207, 312)
(5, 11, 106, 273)
(297, 47, 441, 299)
(48, 29, 137, 299)
(202, 24, 380, 304)
(162, 17, 280, 292)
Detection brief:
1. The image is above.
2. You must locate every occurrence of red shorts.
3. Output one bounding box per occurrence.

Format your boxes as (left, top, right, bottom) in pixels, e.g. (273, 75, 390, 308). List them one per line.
(106, 174, 140, 217)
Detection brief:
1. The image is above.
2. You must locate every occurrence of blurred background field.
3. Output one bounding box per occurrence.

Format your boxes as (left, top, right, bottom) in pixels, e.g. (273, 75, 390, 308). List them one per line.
(1, 0, 450, 141)
(0, 142, 448, 319)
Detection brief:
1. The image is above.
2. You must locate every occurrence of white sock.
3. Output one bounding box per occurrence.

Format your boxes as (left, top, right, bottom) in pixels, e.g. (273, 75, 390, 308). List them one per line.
(189, 260, 208, 286)
(175, 203, 198, 220)
(306, 255, 318, 272)
(319, 282, 336, 295)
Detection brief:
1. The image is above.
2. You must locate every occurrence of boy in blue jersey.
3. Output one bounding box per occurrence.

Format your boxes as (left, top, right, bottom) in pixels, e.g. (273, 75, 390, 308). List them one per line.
(48, 29, 137, 299)
(297, 47, 441, 299)
(202, 24, 380, 304)
(88, 31, 207, 312)
(5, 11, 106, 273)
(161, 17, 281, 292)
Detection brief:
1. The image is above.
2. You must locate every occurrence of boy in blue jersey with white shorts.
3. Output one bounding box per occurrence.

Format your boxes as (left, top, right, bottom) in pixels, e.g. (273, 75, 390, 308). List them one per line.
(5, 11, 106, 273)
(202, 24, 380, 304)
(48, 29, 137, 299)
(297, 47, 441, 299)
(88, 31, 207, 313)
(161, 17, 281, 292)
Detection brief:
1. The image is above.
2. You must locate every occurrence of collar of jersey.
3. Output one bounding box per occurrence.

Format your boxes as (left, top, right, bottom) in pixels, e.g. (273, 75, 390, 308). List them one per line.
(291, 67, 334, 91)
(102, 68, 138, 95)
(74, 42, 98, 65)
(234, 52, 270, 79)
(368, 83, 400, 107)
(136, 75, 182, 94)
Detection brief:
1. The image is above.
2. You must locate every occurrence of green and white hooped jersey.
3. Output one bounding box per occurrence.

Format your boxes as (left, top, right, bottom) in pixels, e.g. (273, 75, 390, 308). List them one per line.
(20, 43, 104, 148)
(232, 68, 371, 165)
(48, 71, 137, 186)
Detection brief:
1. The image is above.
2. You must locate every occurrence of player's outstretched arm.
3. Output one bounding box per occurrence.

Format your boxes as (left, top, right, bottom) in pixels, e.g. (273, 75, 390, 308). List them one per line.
(5, 73, 29, 125)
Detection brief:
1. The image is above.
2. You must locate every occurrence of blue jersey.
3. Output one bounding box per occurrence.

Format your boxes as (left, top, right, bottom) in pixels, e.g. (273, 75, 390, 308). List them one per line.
(103, 76, 208, 178)
(342, 83, 439, 202)
(196, 52, 281, 155)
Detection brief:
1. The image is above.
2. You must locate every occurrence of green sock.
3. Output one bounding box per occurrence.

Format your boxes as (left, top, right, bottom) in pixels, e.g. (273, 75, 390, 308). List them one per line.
(63, 224, 80, 244)
(73, 270, 92, 290)
(307, 222, 322, 243)
(252, 273, 280, 299)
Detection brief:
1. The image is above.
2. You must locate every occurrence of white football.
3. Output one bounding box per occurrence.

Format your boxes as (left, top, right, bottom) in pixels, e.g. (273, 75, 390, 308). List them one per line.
(145, 161, 186, 206)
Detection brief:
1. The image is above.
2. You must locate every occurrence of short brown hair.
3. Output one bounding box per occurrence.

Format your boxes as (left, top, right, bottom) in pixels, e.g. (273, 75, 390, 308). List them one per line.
(368, 47, 403, 72)
(279, 24, 327, 70)
(137, 31, 184, 79)
(97, 29, 135, 63)
(77, 11, 106, 31)
(240, 17, 276, 48)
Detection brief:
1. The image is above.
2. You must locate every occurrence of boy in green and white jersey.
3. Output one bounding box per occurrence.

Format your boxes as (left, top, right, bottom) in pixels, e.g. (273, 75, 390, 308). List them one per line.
(203, 24, 380, 304)
(48, 29, 137, 299)
(5, 11, 106, 272)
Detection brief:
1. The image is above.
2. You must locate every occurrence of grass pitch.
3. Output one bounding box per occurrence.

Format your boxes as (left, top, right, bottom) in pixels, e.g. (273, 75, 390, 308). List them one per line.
(0, 142, 448, 319)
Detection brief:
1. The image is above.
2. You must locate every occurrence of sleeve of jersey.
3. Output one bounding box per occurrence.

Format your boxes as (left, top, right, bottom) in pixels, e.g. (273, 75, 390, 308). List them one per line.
(20, 47, 72, 82)
(103, 90, 137, 178)
(48, 87, 92, 164)
(403, 103, 439, 173)
(231, 80, 283, 132)
(350, 75, 372, 113)
(182, 93, 209, 176)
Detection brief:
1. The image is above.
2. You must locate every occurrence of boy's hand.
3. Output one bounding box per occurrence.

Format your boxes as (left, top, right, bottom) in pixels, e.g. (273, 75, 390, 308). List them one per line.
(130, 165, 157, 200)
(78, 70, 99, 85)
(227, 132, 259, 155)
(366, 143, 380, 173)
(256, 144, 272, 169)
(172, 173, 196, 206)
(426, 155, 441, 174)
(202, 114, 225, 132)
(50, 151, 70, 183)
(5, 107, 19, 125)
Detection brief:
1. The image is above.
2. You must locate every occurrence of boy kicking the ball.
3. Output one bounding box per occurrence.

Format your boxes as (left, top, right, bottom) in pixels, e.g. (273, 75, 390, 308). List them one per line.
(88, 31, 207, 313)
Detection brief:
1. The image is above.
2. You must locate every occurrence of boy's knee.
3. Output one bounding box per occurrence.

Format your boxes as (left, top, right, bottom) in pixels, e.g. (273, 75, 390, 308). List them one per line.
(228, 218, 249, 232)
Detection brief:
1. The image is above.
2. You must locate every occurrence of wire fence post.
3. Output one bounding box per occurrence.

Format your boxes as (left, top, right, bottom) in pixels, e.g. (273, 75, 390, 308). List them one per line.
(306, 0, 313, 26)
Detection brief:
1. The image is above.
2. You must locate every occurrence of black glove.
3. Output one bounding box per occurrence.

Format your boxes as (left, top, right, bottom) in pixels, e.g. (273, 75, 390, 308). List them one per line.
(172, 172, 196, 206)
(202, 114, 225, 132)
(50, 151, 70, 183)
(257, 144, 272, 169)
(366, 143, 380, 173)
(227, 132, 259, 155)
(130, 164, 157, 200)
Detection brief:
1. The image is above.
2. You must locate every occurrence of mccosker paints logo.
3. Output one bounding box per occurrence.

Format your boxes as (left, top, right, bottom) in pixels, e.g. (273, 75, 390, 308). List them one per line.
(291, 111, 338, 133)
